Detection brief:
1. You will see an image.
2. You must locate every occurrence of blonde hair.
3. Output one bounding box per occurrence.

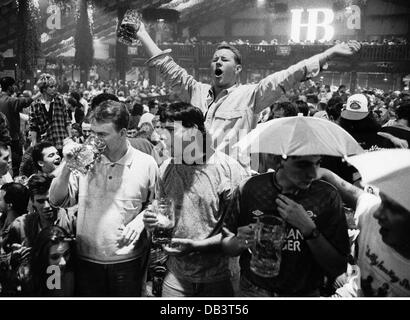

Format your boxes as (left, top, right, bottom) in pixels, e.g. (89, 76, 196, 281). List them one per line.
(36, 73, 57, 93)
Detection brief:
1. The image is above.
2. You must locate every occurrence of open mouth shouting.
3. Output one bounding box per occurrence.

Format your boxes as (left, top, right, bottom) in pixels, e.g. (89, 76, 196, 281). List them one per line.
(215, 69, 223, 78)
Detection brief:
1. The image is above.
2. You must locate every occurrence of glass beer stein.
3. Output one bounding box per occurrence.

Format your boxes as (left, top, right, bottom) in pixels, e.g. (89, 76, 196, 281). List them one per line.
(117, 9, 143, 46)
(66, 135, 106, 175)
(250, 215, 287, 278)
(151, 198, 175, 246)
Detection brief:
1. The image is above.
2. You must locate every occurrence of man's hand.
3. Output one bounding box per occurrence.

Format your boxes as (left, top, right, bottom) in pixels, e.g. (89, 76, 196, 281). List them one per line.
(143, 205, 158, 232)
(10, 244, 31, 268)
(276, 194, 316, 236)
(135, 21, 147, 38)
(162, 238, 195, 257)
(378, 132, 409, 148)
(117, 218, 142, 248)
(236, 224, 256, 250)
(62, 138, 82, 161)
(330, 40, 362, 57)
(31, 91, 42, 100)
(0, 157, 8, 176)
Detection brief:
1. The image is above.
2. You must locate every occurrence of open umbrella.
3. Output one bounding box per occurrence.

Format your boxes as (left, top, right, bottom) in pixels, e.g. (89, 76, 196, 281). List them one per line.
(234, 116, 364, 157)
(346, 149, 410, 211)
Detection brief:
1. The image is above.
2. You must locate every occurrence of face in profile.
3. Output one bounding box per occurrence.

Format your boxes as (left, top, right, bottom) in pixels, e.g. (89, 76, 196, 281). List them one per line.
(0, 189, 7, 214)
(374, 193, 410, 252)
(0, 147, 10, 176)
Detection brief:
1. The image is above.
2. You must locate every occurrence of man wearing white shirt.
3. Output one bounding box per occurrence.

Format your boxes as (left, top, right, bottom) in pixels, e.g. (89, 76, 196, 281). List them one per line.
(132, 22, 361, 167)
(50, 100, 158, 296)
(319, 168, 410, 297)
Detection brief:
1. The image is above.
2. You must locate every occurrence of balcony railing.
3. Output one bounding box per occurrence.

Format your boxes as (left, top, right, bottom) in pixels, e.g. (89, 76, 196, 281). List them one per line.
(128, 43, 410, 63)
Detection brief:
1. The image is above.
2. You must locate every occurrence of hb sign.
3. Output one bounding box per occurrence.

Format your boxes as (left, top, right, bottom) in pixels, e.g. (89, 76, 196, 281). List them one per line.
(290, 6, 361, 43)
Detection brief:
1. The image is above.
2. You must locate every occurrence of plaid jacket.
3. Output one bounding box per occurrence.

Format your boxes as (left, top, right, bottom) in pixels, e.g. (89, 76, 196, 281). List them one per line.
(29, 95, 71, 150)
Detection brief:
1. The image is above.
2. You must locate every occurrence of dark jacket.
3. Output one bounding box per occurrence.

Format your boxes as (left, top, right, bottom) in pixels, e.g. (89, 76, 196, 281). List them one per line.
(0, 92, 32, 141)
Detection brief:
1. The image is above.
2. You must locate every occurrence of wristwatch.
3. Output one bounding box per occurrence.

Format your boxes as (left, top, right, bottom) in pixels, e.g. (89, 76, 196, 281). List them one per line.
(304, 227, 321, 240)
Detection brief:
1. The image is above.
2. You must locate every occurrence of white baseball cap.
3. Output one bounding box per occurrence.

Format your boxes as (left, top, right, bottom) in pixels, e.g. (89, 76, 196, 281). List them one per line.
(138, 112, 155, 128)
(341, 94, 369, 121)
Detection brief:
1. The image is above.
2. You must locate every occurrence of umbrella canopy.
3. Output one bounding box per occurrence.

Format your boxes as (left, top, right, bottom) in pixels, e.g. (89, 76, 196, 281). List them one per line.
(346, 149, 410, 211)
(234, 116, 364, 157)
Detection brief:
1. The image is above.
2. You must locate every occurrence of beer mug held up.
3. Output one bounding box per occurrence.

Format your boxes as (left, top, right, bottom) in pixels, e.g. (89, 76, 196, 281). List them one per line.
(117, 9, 143, 46)
(65, 136, 106, 175)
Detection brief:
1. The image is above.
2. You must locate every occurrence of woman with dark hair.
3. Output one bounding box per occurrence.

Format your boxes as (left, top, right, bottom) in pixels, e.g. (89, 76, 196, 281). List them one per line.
(28, 225, 75, 296)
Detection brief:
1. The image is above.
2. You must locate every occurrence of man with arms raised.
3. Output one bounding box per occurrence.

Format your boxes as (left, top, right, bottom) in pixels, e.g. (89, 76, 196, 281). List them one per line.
(131, 23, 360, 166)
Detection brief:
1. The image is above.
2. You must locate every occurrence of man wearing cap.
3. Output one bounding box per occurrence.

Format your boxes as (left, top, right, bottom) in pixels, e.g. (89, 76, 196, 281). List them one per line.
(0, 77, 40, 176)
(132, 22, 361, 168)
(318, 167, 410, 296)
(29, 74, 72, 155)
(339, 93, 393, 150)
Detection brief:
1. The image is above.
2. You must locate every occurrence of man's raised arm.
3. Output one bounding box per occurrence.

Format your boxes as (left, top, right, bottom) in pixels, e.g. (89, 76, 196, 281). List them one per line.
(254, 41, 362, 113)
(131, 23, 203, 106)
(49, 140, 80, 208)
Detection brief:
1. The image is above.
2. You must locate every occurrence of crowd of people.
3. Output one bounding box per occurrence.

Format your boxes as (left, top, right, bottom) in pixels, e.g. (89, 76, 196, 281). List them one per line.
(0, 22, 409, 298)
(160, 36, 408, 47)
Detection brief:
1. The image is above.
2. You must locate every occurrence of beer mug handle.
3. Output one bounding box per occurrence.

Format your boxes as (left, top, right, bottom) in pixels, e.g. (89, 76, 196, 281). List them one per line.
(247, 222, 259, 255)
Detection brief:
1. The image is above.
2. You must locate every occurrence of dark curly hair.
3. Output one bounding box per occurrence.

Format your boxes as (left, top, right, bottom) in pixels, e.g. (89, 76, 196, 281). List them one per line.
(27, 173, 53, 200)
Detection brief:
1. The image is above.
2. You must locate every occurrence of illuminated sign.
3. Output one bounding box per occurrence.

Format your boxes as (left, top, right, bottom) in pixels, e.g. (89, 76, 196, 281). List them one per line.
(290, 5, 361, 43)
(46, 5, 61, 30)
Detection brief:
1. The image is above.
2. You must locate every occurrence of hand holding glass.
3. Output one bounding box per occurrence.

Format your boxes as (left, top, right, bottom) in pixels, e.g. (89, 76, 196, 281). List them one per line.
(66, 135, 106, 175)
(117, 9, 143, 46)
(151, 198, 175, 245)
(250, 215, 286, 278)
